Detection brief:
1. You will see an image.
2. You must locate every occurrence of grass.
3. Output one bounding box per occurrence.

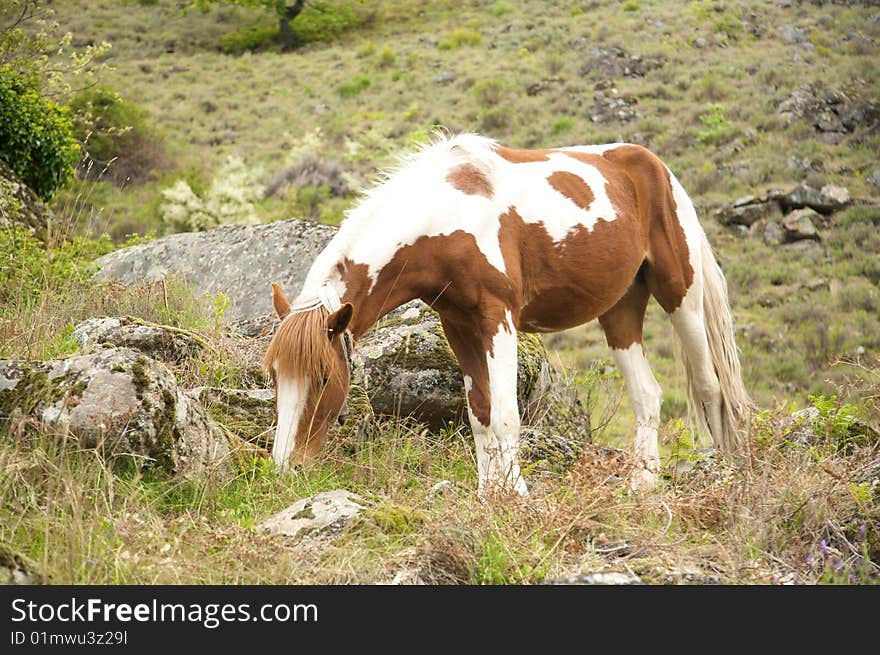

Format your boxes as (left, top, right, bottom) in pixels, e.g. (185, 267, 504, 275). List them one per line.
(1, 0, 878, 584)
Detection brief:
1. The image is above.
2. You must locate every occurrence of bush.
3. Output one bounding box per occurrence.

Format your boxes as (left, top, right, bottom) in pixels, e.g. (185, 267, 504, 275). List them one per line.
(695, 104, 741, 145)
(69, 86, 166, 186)
(0, 66, 80, 199)
(219, 25, 279, 54)
(337, 74, 371, 98)
(290, 2, 362, 44)
(159, 156, 264, 233)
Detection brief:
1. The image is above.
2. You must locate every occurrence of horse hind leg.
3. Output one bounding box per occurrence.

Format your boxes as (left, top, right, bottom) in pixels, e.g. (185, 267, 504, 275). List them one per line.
(598, 278, 662, 492)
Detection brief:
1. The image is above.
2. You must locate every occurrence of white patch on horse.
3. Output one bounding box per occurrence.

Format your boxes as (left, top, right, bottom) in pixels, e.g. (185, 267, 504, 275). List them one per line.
(299, 134, 624, 296)
(483, 310, 528, 496)
(272, 373, 309, 470)
(610, 343, 662, 492)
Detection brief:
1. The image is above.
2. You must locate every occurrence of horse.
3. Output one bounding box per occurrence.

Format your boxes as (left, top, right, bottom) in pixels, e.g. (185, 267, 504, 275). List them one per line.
(263, 132, 751, 495)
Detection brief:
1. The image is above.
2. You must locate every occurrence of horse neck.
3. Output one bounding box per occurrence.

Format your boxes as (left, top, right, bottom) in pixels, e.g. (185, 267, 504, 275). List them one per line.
(338, 256, 422, 340)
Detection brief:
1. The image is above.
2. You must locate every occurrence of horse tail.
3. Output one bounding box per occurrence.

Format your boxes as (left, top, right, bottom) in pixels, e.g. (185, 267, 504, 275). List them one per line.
(675, 230, 752, 458)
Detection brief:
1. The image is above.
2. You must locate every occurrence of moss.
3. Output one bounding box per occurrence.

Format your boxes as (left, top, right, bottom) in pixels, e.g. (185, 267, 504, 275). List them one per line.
(0, 365, 79, 420)
(152, 388, 177, 470)
(364, 502, 427, 536)
(130, 355, 151, 399)
(292, 505, 316, 521)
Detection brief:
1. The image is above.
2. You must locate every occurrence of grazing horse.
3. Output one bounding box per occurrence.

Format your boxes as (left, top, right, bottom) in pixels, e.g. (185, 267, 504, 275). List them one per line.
(263, 133, 750, 495)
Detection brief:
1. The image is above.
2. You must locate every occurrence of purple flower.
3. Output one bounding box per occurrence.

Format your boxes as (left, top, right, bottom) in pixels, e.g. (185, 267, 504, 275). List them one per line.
(832, 559, 844, 573)
(858, 524, 867, 541)
(819, 539, 829, 556)
(806, 555, 815, 567)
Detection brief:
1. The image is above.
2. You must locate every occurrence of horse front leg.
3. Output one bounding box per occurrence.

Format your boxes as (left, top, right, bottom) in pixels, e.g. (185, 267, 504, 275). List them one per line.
(441, 311, 528, 497)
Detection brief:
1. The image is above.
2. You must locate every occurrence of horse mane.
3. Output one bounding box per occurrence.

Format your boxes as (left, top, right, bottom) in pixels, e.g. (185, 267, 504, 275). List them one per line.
(263, 306, 337, 383)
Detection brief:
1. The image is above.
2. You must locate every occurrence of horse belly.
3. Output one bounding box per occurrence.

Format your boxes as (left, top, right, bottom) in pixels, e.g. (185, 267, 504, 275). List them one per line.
(518, 285, 622, 333)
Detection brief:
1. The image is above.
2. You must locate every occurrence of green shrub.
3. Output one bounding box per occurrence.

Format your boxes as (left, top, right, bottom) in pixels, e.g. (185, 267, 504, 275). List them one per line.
(695, 104, 741, 145)
(0, 66, 79, 199)
(472, 79, 507, 108)
(219, 25, 279, 54)
(69, 86, 165, 185)
(438, 29, 482, 50)
(290, 2, 362, 44)
(623, 1, 641, 11)
(552, 117, 574, 134)
(337, 74, 371, 98)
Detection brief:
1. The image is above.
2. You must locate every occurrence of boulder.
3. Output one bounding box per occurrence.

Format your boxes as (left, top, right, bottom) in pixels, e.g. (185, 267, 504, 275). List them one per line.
(0, 159, 55, 242)
(351, 301, 555, 428)
(763, 220, 786, 246)
(578, 47, 664, 79)
(256, 489, 368, 544)
(0, 348, 230, 479)
(93, 218, 336, 321)
(782, 208, 820, 241)
(715, 198, 781, 227)
(72, 316, 209, 364)
(188, 386, 275, 451)
(772, 183, 851, 214)
(867, 169, 880, 191)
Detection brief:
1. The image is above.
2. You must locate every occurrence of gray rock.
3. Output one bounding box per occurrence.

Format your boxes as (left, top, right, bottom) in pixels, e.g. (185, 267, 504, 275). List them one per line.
(763, 220, 786, 246)
(351, 301, 555, 428)
(94, 218, 337, 321)
(72, 316, 208, 364)
(578, 47, 664, 79)
(779, 24, 807, 44)
(777, 83, 880, 135)
(545, 571, 642, 585)
(0, 543, 44, 584)
(0, 159, 55, 242)
(769, 183, 850, 214)
(0, 348, 230, 479)
(782, 208, 820, 241)
(715, 199, 781, 227)
(256, 489, 368, 544)
(187, 386, 275, 449)
(867, 169, 880, 190)
(520, 427, 584, 473)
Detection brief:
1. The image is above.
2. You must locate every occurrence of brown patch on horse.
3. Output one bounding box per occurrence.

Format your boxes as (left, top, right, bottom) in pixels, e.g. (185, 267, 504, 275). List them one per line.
(546, 170, 595, 210)
(498, 207, 645, 333)
(598, 269, 651, 349)
(446, 163, 493, 198)
(493, 146, 552, 164)
(600, 145, 694, 313)
(263, 307, 339, 383)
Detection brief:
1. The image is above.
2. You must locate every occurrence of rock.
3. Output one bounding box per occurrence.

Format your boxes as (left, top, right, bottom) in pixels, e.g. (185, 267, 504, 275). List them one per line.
(0, 348, 230, 479)
(188, 386, 275, 450)
(94, 218, 337, 321)
(867, 169, 880, 191)
(778, 83, 880, 136)
(351, 301, 555, 429)
(0, 159, 55, 242)
(432, 70, 456, 85)
(520, 427, 583, 474)
(778, 24, 807, 44)
(578, 47, 664, 79)
(544, 571, 642, 585)
(0, 543, 44, 584)
(72, 316, 208, 364)
(256, 489, 368, 544)
(763, 220, 785, 246)
(589, 89, 638, 123)
(768, 183, 850, 214)
(715, 198, 781, 227)
(782, 208, 820, 241)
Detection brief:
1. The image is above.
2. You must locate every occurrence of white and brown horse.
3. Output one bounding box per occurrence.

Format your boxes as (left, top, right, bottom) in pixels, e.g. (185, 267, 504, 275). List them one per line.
(263, 133, 750, 495)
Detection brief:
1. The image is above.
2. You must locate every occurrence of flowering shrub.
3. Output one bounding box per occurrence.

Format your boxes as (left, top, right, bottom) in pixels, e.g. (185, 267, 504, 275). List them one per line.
(159, 156, 264, 232)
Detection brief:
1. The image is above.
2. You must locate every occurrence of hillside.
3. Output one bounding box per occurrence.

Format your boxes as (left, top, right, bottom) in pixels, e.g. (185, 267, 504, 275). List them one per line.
(1, 0, 878, 585)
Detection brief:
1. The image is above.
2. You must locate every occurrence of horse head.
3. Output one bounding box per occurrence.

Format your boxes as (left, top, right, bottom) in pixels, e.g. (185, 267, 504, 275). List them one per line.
(262, 282, 353, 470)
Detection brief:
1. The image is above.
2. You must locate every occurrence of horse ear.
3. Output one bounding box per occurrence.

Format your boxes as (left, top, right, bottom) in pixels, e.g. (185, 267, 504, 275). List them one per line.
(272, 282, 291, 318)
(327, 303, 353, 340)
